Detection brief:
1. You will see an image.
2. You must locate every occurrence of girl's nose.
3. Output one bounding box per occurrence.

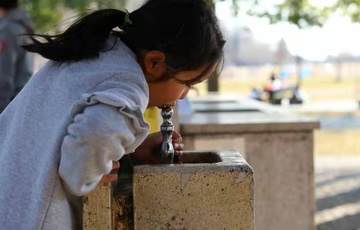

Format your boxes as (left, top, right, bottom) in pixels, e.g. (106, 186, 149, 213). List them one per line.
(179, 87, 190, 100)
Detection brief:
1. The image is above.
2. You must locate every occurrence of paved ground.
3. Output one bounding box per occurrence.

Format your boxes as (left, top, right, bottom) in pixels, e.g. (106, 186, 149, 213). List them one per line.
(315, 156, 360, 230)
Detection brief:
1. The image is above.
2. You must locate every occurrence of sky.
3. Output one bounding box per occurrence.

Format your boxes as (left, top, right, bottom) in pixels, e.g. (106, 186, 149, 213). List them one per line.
(215, 0, 360, 61)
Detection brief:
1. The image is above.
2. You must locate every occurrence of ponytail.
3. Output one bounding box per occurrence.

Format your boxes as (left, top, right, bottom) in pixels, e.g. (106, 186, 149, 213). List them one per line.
(23, 9, 127, 62)
(24, 0, 225, 81)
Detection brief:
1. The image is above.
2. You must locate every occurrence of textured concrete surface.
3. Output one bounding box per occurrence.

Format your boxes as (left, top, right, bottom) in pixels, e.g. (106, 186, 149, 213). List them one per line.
(183, 132, 315, 230)
(133, 151, 254, 230)
(180, 111, 319, 133)
(181, 96, 319, 134)
(113, 155, 136, 230)
(245, 132, 315, 230)
(83, 183, 113, 230)
(181, 96, 318, 230)
(315, 156, 360, 230)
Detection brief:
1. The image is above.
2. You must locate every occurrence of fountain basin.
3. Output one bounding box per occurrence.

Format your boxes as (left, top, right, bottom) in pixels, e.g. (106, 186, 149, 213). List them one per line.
(132, 150, 254, 230)
(191, 101, 262, 113)
(83, 150, 255, 230)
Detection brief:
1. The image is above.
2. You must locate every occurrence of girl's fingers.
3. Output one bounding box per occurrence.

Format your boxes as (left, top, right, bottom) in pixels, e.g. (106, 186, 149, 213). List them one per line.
(175, 150, 183, 158)
(99, 174, 118, 185)
(172, 131, 182, 142)
(112, 161, 120, 170)
(173, 143, 184, 151)
(173, 136, 182, 143)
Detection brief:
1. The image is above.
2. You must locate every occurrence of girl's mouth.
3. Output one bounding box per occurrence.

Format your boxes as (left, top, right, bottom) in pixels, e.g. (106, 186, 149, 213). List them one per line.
(157, 104, 175, 109)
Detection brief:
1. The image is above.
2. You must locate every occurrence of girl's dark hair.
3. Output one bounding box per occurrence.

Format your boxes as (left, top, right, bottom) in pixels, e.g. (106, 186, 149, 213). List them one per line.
(23, 0, 226, 83)
(0, 0, 18, 9)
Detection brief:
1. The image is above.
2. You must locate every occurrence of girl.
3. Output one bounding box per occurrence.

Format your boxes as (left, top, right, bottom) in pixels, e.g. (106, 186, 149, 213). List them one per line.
(0, 0, 225, 229)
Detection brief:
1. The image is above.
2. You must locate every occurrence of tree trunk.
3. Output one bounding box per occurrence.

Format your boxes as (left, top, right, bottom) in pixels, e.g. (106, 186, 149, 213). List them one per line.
(207, 0, 220, 92)
(207, 74, 219, 92)
(296, 55, 303, 86)
(336, 58, 342, 83)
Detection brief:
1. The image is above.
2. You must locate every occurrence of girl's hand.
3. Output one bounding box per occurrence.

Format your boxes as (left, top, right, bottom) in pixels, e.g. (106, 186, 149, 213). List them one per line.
(130, 131, 184, 164)
(99, 161, 120, 185)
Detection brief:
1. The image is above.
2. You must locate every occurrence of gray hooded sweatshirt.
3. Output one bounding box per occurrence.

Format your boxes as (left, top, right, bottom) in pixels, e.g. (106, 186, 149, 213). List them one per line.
(0, 37, 150, 229)
(0, 8, 34, 112)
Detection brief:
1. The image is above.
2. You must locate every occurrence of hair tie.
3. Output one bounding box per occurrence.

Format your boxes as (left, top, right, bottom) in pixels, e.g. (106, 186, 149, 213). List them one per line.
(124, 10, 133, 28)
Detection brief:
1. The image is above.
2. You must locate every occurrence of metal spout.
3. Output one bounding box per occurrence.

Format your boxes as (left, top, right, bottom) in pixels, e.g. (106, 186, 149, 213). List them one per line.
(160, 106, 174, 164)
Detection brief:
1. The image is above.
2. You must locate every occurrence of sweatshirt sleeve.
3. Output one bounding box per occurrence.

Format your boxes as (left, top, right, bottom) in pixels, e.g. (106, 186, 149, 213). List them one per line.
(59, 99, 149, 196)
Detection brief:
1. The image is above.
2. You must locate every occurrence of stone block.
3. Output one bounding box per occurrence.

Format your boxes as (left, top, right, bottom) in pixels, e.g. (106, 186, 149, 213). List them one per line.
(183, 132, 315, 230)
(83, 183, 112, 230)
(133, 150, 254, 230)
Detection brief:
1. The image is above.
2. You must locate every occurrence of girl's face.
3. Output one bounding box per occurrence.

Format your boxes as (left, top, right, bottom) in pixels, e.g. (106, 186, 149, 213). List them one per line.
(138, 51, 210, 108)
(147, 68, 208, 108)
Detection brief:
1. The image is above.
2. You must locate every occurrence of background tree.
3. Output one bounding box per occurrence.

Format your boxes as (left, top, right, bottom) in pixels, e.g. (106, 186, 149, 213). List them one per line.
(207, 0, 332, 91)
(18, 0, 360, 90)
(19, 0, 127, 32)
(20, 0, 62, 32)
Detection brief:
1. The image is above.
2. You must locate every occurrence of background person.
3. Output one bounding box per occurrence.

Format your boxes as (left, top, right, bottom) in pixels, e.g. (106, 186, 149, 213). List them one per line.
(0, 0, 34, 113)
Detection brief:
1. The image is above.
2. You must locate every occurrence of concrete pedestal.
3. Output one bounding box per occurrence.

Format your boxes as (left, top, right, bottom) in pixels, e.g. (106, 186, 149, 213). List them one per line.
(83, 151, 255, 230)
(133, 151, 254, 230)
(180, 96, 319, 230)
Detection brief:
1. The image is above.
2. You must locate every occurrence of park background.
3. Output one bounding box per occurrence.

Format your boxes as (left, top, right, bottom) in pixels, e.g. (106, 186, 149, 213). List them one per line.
(25, 0, 360, 229)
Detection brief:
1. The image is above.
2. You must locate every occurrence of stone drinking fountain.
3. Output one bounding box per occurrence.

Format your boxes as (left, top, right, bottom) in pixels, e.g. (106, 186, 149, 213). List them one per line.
(83, 107, 255, 230)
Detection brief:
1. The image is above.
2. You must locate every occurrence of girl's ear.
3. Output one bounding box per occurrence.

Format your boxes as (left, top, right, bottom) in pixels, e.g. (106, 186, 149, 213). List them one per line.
(142, 50, 167, 81)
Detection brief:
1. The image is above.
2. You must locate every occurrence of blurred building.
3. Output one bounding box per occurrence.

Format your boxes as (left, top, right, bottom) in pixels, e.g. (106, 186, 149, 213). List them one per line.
(222, 23, 293, 67)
